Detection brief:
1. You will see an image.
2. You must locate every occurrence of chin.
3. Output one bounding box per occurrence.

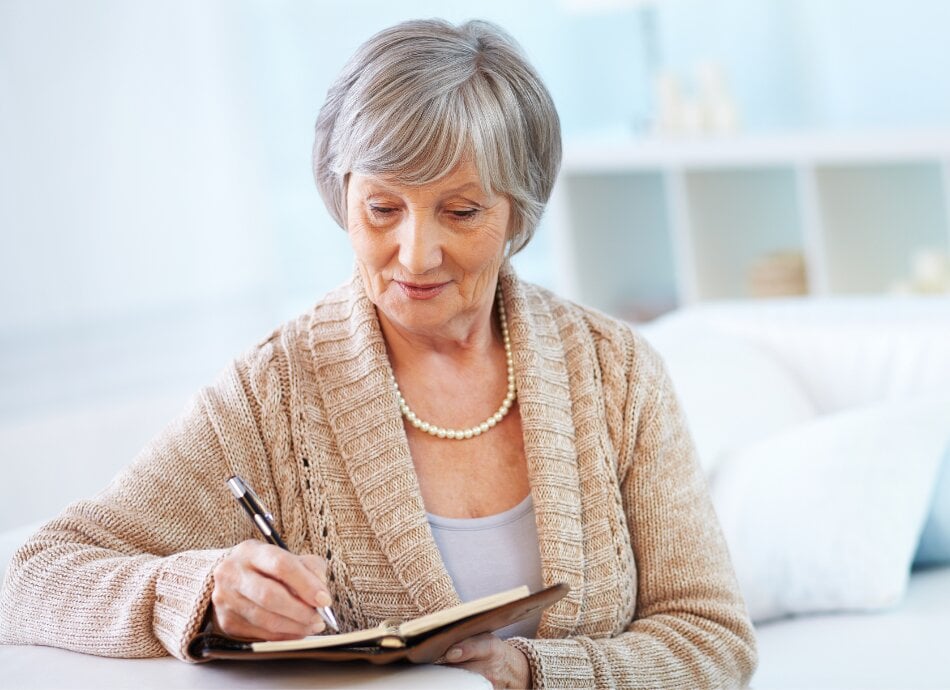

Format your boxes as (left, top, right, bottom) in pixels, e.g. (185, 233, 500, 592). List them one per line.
(380, 294, 441, 324)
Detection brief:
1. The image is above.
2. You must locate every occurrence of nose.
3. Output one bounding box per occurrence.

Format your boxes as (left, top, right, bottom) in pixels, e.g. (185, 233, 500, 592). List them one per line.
(397, 210, 442, 275)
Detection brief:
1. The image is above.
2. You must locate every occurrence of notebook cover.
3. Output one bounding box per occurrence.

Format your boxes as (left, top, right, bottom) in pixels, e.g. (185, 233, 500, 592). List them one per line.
(190, 582, 568, 665)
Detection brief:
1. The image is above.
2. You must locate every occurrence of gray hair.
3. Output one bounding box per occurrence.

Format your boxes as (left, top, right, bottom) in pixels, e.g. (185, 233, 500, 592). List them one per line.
(312, 18, 562, 255)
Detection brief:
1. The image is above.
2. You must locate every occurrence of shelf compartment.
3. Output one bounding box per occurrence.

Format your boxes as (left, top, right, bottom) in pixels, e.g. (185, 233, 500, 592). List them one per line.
(683, 167, 806, 300)
(561, 172, 676, 321)
(814, 162, 949, 294)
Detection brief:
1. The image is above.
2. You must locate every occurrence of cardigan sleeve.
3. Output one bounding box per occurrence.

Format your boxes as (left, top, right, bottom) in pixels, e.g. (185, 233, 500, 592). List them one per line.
(509, 341, 758, 689)
(0, 362, 270, 662)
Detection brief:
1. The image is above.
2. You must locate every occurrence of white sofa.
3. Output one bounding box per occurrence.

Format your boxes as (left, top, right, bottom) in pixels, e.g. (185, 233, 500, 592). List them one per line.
(640, 295, 950, 689)
(2, 295, 949, 689)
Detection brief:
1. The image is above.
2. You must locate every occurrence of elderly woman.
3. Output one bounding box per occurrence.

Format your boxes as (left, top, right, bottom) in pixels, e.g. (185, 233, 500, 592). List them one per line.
(0, 18, 756, 689)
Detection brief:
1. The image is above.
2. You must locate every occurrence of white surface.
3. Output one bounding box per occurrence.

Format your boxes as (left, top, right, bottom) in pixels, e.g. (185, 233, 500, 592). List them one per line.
(712, 396, 950, 622)
(641, 323, 816, 472)
(643, 297, 950, 413)
(564, 129, 950, 171)
(0, 645, 490, 690)
(752, 565, 950, 690)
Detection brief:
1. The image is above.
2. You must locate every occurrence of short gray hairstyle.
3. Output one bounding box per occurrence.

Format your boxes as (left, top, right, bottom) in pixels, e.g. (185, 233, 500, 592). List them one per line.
(312, 18, 562, 254)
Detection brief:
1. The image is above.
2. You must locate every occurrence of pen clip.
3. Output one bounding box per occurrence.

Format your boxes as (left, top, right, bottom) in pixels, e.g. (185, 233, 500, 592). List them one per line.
(244, 483, 276, 525)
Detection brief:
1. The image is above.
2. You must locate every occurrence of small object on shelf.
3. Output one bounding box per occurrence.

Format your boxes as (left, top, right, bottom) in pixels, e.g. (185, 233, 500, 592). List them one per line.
(652, 60, 741, 137)
(747, 251, 808, 298)
(696, 61, 740, 134)
(890, 248, 950, 294)
(653, 71, 685, 136)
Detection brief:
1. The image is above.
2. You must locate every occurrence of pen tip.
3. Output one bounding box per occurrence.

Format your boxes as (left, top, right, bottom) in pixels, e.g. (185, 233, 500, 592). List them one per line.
(322, 608, 340, 632)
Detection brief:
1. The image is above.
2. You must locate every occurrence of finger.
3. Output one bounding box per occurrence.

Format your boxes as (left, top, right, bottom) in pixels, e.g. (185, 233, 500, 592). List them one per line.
(236, 567, 323, 627)
(219, 589, 325, 639)
(445, 632, 500, 662)
(247, 543, 333, 609)
(232, 589, 325, 636)
(300, 554, 329, 582)
(215, 612, 316, 642)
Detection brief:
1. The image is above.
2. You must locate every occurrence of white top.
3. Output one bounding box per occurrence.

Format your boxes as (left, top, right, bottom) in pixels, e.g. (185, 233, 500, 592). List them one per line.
(427, 494, 544, 640)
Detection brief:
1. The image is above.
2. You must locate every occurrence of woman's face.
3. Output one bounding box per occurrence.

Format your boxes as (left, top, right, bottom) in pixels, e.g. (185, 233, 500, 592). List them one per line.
(345, 159, 511, 339)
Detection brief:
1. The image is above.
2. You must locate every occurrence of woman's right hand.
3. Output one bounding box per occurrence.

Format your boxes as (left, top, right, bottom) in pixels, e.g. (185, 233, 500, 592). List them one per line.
(210, 539, 332, 640)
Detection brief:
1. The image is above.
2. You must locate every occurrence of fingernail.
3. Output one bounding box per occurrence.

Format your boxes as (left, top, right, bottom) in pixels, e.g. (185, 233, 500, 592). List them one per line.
(316, 591, 332, 607)
(311, 618, 325, 634)
(447, 647, 463, 661)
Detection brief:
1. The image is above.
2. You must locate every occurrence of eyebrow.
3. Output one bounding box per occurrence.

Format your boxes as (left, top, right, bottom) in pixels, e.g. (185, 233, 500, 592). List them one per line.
(361, 180, 488, 198)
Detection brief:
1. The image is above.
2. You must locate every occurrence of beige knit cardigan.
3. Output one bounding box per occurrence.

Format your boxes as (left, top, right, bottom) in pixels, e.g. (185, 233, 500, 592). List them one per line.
(0, 265, 757, 688)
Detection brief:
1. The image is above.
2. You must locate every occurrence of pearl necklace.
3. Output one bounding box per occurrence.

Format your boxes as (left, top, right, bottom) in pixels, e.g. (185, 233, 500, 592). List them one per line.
(391, 290, 516, 440)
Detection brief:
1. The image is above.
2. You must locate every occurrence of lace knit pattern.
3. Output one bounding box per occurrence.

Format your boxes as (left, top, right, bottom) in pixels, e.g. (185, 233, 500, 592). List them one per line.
(0, 265, 757, 688)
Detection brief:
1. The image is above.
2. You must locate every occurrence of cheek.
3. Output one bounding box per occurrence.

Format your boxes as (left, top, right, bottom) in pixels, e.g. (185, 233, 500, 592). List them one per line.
(466, 238, 505, 271)
(348, 222, 392, 268)
(458, 220, 509, 271)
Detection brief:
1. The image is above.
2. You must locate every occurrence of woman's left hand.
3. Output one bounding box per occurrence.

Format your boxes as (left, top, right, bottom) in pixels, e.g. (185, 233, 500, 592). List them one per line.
(443, 633, 531, 689)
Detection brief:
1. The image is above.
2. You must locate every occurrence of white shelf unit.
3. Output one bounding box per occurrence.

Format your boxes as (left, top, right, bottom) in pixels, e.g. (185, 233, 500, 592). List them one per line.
(550, 130, 950, 321)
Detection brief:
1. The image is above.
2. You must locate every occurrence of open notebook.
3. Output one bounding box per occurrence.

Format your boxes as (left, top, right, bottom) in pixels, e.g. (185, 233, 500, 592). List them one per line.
(191, 582, 568, 665)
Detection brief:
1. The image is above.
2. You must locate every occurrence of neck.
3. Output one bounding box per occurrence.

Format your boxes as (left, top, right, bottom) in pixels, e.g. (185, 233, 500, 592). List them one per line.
(383, 286, 516, 441)
(378, 294, 501, 369)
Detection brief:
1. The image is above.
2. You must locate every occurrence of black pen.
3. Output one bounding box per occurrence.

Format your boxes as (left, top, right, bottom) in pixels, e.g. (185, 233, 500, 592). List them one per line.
(226, 475, 339, 632)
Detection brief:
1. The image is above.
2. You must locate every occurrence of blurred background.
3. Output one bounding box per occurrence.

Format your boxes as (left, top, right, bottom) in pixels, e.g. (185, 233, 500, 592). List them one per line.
(2, 0, 950, 526)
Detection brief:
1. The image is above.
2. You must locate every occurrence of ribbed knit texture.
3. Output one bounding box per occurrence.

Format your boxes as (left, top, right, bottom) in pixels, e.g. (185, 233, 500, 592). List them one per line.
(0, 264, 756, 687)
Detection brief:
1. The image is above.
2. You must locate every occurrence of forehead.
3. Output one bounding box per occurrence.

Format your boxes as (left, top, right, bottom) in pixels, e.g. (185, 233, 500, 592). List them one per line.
(351, 159, 488, 196)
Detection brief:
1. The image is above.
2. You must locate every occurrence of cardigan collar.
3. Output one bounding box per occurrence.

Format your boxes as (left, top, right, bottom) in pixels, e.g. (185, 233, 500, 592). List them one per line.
(306, 263, 586, 636)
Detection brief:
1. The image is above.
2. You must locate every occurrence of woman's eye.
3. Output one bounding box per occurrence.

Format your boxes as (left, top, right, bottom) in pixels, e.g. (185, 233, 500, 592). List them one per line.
(369, 205, 398, 218)
(448, 209, 478, 220)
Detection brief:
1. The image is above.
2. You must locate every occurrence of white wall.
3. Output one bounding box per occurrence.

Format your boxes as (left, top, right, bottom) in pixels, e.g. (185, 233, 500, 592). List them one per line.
(0, 0, 562, 530)
(5, 0, 950, 531)
(0, 1, 276, 335)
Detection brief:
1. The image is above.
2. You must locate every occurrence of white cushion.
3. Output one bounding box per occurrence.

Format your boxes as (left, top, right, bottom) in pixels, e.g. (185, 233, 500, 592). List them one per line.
(653, 297, 950, 413)
(641, 322, 817, 474)
(711, 395, 950, 623)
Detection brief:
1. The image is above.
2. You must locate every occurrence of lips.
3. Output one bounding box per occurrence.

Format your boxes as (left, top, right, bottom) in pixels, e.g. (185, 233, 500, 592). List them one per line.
(395, 281, 449, 300)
